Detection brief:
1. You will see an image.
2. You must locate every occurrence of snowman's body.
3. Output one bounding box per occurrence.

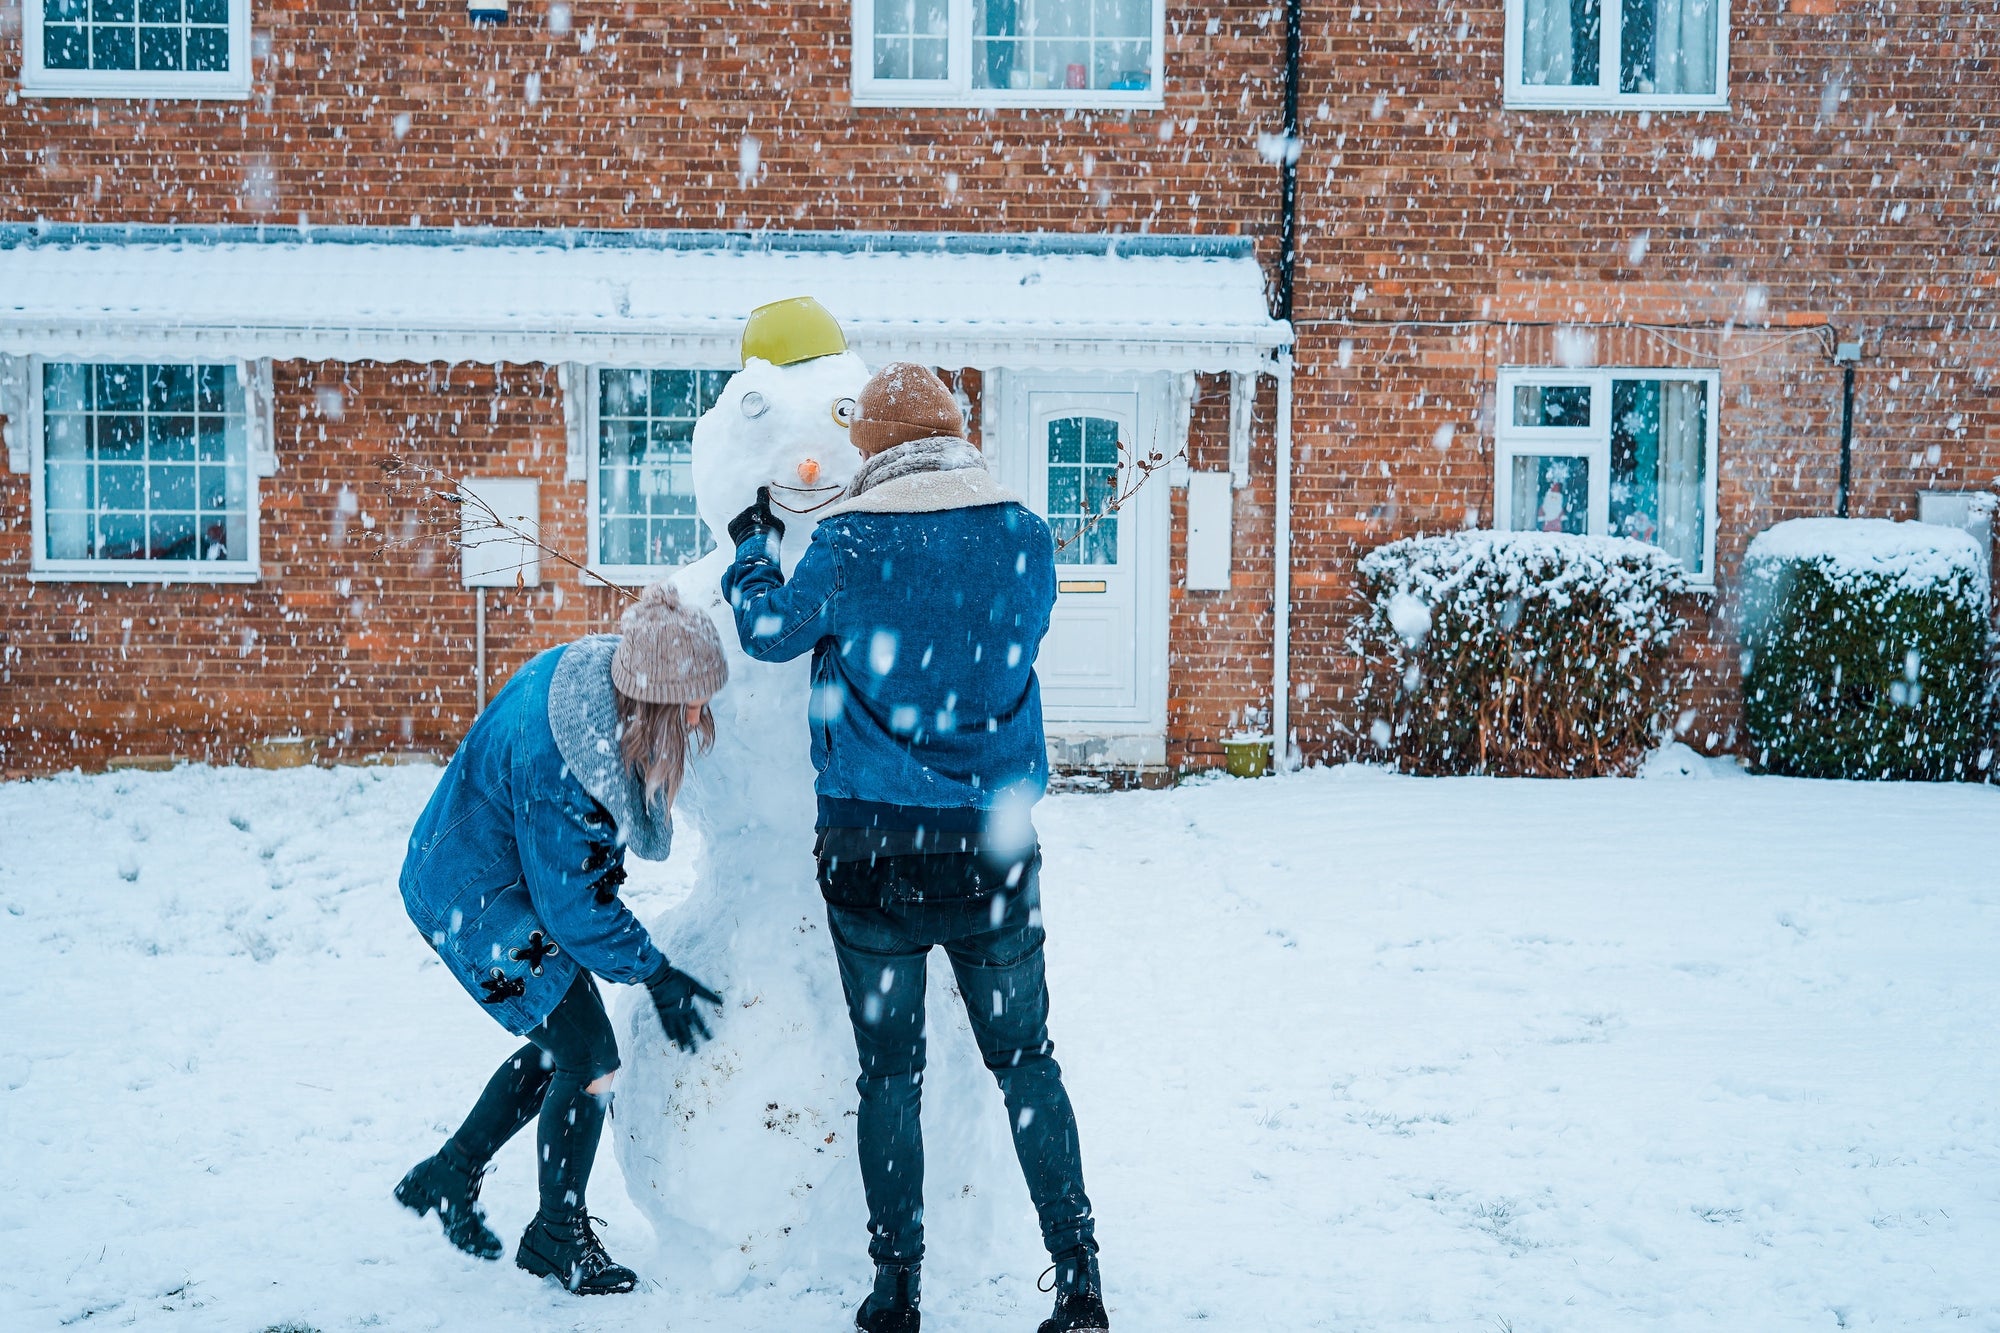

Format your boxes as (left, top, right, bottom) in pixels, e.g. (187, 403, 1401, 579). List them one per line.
(612, 352, 1020, 1292)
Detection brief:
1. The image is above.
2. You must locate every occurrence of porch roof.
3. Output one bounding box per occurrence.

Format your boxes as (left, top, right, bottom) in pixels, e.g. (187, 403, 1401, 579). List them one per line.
(0, 226, 1291, 374)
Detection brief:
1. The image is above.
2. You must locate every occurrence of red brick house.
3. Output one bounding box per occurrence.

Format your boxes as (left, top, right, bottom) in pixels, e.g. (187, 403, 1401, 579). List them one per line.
(1, 0, 1994, 777)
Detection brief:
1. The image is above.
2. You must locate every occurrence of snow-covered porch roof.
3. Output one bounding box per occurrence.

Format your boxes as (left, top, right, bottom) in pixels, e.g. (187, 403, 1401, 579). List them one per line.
(0, 226, 1291, 375)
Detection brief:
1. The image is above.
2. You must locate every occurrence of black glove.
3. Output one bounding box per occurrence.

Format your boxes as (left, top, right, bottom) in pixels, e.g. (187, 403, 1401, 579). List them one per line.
(645, 961, 723, 1053)
(726, 486, 786, 549)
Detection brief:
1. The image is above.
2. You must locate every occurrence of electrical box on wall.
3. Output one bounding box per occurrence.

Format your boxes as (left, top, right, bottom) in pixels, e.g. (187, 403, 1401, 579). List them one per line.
(1918, 490, 1996, 569)
(459, 478, 541, 588)
(1185, 471, 1234, 592)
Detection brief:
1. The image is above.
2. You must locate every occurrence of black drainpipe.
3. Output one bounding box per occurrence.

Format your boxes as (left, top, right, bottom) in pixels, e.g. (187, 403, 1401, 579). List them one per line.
(1275, 0, 1302, 322)
(1834, 339, 1860, 517)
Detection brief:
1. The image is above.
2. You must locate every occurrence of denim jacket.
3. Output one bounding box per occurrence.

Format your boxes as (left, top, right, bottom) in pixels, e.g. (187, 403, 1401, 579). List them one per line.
(722, 458, 1056, 838)
(399, 639, 668, 1035)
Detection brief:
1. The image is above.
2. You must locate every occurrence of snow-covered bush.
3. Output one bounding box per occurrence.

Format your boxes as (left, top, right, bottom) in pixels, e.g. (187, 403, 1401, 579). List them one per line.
(1740, 518, 1992, 781)
(1353, 531, 1689, 776)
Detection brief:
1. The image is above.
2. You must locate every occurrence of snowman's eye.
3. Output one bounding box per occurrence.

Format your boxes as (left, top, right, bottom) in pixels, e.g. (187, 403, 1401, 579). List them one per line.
(740, 391, 769, 420)
(832, 398, 857, 428)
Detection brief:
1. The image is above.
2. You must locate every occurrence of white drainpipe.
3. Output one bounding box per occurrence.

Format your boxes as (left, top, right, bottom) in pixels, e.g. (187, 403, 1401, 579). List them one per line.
(1272, 347, 1296, 769)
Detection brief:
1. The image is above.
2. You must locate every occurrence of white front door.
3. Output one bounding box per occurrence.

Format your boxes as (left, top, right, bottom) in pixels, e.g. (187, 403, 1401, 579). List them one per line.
(995, 372, 1169, 761)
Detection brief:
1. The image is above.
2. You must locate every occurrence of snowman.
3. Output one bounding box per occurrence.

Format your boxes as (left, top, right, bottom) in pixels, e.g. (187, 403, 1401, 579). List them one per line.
(612, 299, 1021, 1293)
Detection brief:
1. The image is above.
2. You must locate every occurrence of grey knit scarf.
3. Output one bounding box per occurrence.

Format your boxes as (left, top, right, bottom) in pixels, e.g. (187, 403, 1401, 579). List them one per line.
(546, 635, 675, 861)
(844, 436, 988, 500)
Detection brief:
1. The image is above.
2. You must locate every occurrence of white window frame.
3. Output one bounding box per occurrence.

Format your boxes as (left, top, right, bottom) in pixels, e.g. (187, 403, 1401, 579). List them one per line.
(851, 0, 1166, 109)
(1502, 0, 1729, 111)
(26, 356, 265, 585)
(581, 365, 725, 587)
(21, 0, 252, 100)
(1494, 365, 1720, 585)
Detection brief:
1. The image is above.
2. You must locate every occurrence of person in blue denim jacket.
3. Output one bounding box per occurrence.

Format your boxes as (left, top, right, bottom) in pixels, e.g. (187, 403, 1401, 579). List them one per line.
(393, 584, 728, 1296)
(723, 363, 1110, 1333)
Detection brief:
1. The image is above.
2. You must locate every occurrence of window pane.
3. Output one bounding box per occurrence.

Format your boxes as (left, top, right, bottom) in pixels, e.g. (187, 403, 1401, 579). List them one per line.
(46, 463, 92, 510)
(96, 364, 143, 411)
(186, 0, 226, 21)
(1622, 0, 1716, 94)
(149, 512, 198, 560)
(96, 511, 144, 559)
(973, 0, 1152, 90)
(1508, 455, 1591, 535)
(98, 415, 145, 459)
(1521, 0, 1600, 87)
(1512, 383, 1592, 428)
(139, 0, 180, 20)
(44, 24, 91, 69)
(1611, 378, 1707, 573)
(874, 35, 913, 80)
(40, 360, 248, 568)
(45, 414, 90, 459)
(594, 368, 721, 566)
(149, 413, 196, 460)
(91, 22, 137, 69)
(46, 510, 91, 560)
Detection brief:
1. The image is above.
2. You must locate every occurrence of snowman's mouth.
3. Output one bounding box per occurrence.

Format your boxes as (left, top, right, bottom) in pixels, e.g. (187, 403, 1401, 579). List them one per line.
(767, 482, 846, 515)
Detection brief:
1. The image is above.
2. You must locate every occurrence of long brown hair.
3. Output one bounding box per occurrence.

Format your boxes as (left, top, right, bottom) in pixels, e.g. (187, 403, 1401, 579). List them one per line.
(614, 691, 716, 811)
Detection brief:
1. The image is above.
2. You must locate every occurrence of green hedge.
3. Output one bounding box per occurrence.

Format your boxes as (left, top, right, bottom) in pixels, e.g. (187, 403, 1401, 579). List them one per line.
(1353, 531, 1690, 776)
(1741, 519, 1992, 781)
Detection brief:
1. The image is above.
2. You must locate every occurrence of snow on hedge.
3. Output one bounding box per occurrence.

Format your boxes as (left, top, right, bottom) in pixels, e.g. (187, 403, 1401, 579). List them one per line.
(1744, 517, 1989, 605)
(1353, 531, 1689, 776)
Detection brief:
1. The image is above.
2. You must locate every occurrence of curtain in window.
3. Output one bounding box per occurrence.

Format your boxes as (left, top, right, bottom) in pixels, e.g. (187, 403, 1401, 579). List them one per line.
(1655, 381, 1704, 569)
(1521, 0, 1574, 84)
(1624, 0, 1715, 93)
(1522, 0, 1600, 86)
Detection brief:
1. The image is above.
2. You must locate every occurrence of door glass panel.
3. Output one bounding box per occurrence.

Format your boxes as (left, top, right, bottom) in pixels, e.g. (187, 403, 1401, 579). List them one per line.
(1046, 414, 1121, 565)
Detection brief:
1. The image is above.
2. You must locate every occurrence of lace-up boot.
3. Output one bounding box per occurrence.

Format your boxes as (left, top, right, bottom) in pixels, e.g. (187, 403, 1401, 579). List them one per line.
(855, 1260, 920, 1332)
(1037, 1247, 1108, 1332)
(394, 1151, 504, 1261)
(515, 1210, 640, 1295)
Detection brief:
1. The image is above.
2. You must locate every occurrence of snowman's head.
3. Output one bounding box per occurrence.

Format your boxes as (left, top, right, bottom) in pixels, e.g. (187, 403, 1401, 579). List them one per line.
(691, 351, 871, 549)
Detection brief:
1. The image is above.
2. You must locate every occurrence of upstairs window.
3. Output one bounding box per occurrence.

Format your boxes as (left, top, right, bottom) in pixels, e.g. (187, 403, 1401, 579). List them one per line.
(587, 368, 728, 583)
(853, 0, 1164, 108)
(1495, 367, 1719, 582)
(22, 0, 251, 99)
(1505, 0, 1727, 109)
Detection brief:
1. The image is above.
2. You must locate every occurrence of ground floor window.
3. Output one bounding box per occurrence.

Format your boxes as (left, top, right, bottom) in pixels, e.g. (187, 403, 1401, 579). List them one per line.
(588, 368, 729, 581)
(31, 360, 258, 582)
(1495, 367, 1718, 581)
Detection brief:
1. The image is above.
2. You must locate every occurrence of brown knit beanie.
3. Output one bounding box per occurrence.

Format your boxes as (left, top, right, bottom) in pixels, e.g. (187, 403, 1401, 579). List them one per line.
(849, 363, 968, 457)
(611, 583, 730, 704)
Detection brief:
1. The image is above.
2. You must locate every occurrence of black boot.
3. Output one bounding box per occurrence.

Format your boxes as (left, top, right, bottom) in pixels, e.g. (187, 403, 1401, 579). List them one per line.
(515, 1210, 640, 1295)
(855, 1261, 920, 1333)
(1037, 1248, 1108, 1332)
(394, 1151, 504, 1261)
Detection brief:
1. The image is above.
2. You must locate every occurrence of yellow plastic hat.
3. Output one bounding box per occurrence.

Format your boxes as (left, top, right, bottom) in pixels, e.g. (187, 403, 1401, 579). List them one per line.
(740, 296, 849, 368)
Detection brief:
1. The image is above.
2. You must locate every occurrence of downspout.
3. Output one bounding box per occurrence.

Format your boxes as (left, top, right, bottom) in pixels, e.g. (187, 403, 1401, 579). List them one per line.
(1834, 340, 1861, 516)
(1272, 351, 1295, 769)
(1270, 0, 1301, 767)
(1276, 0, 1302, 323)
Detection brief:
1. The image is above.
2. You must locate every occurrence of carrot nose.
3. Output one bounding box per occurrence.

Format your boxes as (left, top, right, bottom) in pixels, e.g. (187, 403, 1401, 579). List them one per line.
(797, 459, 822, 486)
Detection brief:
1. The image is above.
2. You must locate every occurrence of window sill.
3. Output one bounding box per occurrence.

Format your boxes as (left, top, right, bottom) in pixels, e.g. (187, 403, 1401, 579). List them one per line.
(1503, 93, 1730, 113)
(28, 566, 261, 584)
(850, 89, 1165, 111)
(19, 72, 253, 100)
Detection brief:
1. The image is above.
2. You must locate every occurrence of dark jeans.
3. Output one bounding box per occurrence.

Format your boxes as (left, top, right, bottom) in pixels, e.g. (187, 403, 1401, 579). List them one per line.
(443, 970, 621, 1219)
(825, 851, 1096, 1266)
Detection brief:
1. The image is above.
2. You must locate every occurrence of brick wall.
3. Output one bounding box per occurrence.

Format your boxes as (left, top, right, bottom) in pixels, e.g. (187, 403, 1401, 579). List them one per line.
(4, 0, 1996, 774)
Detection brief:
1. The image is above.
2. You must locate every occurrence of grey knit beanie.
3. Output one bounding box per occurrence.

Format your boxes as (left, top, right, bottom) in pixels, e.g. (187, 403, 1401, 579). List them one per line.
(611, 583, 730, 704)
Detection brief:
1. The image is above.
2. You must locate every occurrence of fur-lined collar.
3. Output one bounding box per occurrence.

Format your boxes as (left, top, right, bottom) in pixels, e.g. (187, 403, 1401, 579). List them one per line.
(819, 437, 1024, 518)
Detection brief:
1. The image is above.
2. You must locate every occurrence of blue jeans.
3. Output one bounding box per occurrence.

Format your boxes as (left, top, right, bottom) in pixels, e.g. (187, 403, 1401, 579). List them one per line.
(825, 856, 1096, 1266)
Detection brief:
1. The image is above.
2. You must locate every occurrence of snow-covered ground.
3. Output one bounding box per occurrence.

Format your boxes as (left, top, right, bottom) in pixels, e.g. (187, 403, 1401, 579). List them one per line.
(3, 757, 1998, 1332)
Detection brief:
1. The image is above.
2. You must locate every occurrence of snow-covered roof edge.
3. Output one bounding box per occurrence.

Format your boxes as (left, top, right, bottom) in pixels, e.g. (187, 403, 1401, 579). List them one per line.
(0, 225, 1290, 374)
